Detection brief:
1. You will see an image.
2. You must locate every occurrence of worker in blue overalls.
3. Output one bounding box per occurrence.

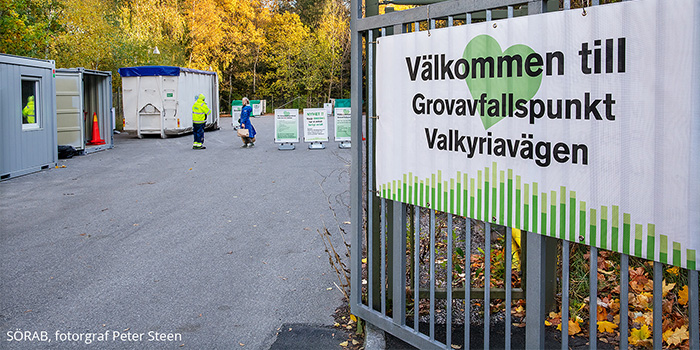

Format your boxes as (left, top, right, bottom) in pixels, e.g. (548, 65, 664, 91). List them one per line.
(192, 94, 210, 149)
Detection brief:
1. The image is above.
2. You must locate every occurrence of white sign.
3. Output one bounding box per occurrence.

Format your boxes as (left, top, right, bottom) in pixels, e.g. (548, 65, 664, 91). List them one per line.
(303, 108, 328, 143)
(231, 105, 242, 126)
(334, 107, 352, 142)
(324, 103, 333, 116)
(274, 109, 300, 143)
(252, 103, 263, 116)
(375, 0, 700, 269)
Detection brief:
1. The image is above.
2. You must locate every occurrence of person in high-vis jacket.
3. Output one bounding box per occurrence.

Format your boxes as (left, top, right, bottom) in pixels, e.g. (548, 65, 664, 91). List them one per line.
(22, 96, 36, 124)
(192, 94, 210, 149)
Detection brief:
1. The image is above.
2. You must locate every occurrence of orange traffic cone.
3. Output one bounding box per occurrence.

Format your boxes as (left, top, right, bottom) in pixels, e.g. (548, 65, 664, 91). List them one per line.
(87, 112, 106, 145)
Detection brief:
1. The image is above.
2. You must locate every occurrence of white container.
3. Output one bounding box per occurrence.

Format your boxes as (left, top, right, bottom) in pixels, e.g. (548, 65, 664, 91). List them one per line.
(55, 68, 113, 153)
(118, 66, 219, 138)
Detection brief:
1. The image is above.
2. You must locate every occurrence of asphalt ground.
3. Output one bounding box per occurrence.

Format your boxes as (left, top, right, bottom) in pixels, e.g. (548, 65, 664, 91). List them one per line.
(0, 115, 353, 349)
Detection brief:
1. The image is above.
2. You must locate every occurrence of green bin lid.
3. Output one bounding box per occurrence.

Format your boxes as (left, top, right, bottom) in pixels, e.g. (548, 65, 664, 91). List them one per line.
(335, 99, 351, 107)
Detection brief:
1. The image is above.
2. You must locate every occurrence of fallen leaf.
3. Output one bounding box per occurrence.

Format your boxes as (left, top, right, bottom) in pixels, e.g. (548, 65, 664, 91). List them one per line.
(662, 280, 676, 298)
(678, 285, 689, 305)
(557, 320, 581, 335)
(352, 339, 359, 345)
(451, 345, 461, 349)
(239, 342, 244, 346)
(597, 306, 608, 321)
(663, 325, 689, 347)
(545, 320, 552, 326)
(339, 341, 349, 347)
(666, 266, 680, 275)
(598, 321, 618, 333)
(350, 314, 357, 323)
(629, 325, 651, 345)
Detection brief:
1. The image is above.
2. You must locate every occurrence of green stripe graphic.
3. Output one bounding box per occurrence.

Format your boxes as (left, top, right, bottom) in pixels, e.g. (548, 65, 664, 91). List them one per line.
(378, 167, 696, 270)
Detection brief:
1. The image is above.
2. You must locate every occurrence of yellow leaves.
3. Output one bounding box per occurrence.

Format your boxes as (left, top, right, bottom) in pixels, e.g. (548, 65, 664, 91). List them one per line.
(666, 266, 680, 275)
(597, 321, 618, 333)
(628, 325, 651, 345)
(632, 292, 653, 310)
(663, 325, 689, 347)
(678, 285, 689, 305)
(556, 320, 582, 335)
(662, 279, 676, 298)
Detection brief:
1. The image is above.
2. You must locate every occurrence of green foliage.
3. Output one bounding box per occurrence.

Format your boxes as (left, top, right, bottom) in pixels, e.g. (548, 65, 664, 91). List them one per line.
(0, 0, 63, 58)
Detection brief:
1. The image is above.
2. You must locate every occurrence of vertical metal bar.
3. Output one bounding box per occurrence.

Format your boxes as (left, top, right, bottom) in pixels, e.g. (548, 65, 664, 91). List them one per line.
(505, 226, 512, 350)
(414, 207, 420, 332)
(525, 231, 546, 348)
(465, 219, 471, 348)
(486, 9, 492, 22)
(392, 202, 407, 325)
(430, 209, 436, 340)
(381, 198, 387, 316)
(589, 246, 597, 350)
(619, 254, 629, 349)
(484, 222, 491, 350)
(349, 0, 363, 315)
(561, 242, 569, 350)
(466, 13, 471, 25)
(528, 0, 545, 15)
(414, 22, 419, 33)
(447, 214, 453, 348)
(653, 262, 662, 350)
(366, 28, 375, 311)
(564, 0, 571, 10)
(447, 16, 453, 27)
(689, 270, 699, 350)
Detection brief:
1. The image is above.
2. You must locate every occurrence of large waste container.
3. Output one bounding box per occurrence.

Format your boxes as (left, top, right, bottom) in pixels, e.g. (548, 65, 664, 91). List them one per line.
(118, 66, 219, 138)
(55, 68, 113, 153)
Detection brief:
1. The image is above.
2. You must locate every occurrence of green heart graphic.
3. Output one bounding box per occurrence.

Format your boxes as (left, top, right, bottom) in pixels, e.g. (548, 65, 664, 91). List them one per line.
(463, 35, 542, 130)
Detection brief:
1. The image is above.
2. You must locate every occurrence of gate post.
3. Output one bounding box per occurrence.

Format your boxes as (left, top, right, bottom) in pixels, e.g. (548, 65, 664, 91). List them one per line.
(525, 230, 546, 348)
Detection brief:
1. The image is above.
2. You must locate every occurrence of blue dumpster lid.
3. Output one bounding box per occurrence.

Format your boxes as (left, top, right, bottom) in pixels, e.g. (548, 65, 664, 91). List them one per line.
(118, 66, 216, 77)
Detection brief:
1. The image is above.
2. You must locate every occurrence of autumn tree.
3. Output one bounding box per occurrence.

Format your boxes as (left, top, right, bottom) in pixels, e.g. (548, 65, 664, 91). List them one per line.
(316, 0, 350, 100)
(0, 0, 62, 58)
(260, 11, 310, 102)
(118, 0, 186, 67)
(50, 0, 120, 70)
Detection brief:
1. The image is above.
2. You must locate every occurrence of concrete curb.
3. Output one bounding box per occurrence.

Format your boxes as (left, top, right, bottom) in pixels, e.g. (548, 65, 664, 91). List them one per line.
(364, 323, 386, 350)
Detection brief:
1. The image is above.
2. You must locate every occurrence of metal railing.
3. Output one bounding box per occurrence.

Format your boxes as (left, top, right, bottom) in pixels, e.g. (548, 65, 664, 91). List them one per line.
(349, 0, 700, 349)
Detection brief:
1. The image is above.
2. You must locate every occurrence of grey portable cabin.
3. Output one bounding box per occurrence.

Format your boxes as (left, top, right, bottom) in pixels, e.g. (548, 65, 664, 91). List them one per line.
(55, 68, 113, 153)
(0, 54, 57, 181)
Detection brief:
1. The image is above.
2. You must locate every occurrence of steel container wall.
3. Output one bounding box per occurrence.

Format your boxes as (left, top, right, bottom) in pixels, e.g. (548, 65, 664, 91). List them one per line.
(0, 54, 58, 181)
(55, 68, 113, 153)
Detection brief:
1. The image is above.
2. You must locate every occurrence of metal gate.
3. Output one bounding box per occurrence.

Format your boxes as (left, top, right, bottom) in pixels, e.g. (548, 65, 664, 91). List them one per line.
(348, 0, 700, 349)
